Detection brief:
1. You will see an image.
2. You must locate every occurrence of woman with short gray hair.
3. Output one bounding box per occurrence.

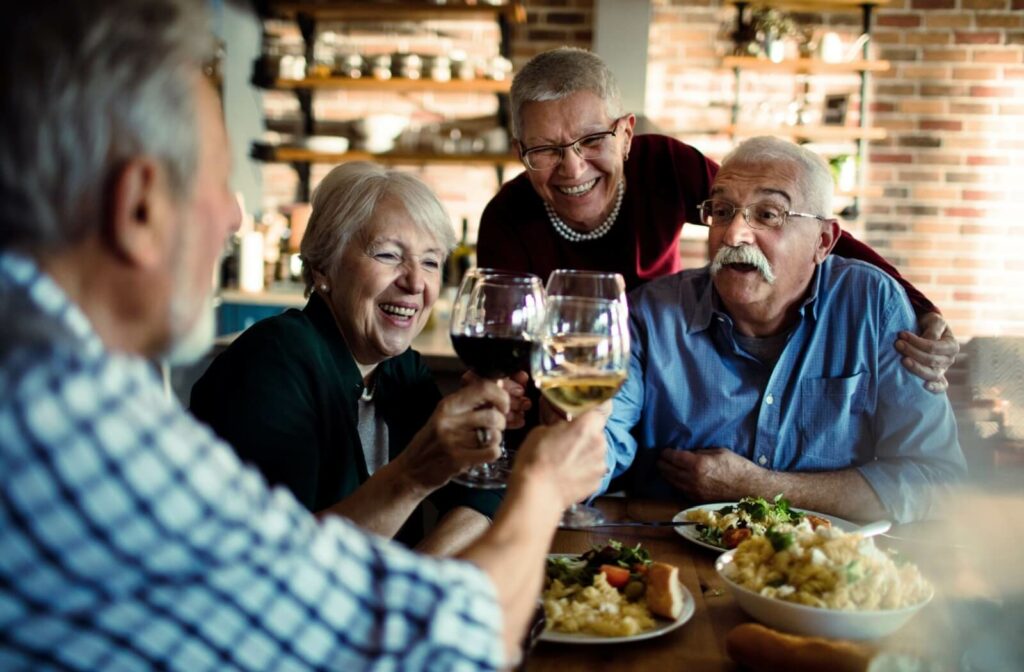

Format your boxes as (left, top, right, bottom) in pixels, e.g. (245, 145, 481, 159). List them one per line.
(193, 163, 523, 554)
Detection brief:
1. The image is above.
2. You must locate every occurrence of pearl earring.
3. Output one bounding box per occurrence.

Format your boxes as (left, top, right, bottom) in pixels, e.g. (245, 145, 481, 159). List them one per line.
(320, 284, 328, 292)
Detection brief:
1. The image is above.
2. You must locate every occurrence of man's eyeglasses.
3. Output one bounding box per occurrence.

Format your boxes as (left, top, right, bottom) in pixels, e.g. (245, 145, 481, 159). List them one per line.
(697, 199, 831, 231)
(519, 118, 623, 171)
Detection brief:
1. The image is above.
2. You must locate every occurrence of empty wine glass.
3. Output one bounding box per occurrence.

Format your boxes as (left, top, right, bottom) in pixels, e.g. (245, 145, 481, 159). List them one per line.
(546, 270, 629, 352)
(449, 270, 545, 488)
(532, 294, 629, 526)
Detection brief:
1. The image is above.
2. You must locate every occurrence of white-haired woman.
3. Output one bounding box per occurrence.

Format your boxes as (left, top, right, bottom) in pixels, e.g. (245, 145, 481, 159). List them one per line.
(192, 162, 524, 554)
(478, 46, 958, 392)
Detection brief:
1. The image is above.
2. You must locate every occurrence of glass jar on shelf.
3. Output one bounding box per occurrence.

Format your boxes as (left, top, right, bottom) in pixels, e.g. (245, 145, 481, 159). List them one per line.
(309, 32, 336, 78)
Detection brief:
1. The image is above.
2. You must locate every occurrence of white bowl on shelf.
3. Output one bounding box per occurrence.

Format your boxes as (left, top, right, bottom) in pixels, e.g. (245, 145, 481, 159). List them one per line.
(302, 136, 350, 154)
(353, 114, 409, 153)
(715, 549, 933, 640)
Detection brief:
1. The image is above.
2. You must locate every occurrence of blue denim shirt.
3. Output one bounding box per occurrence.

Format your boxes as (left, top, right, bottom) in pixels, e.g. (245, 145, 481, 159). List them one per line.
(603, 255, 966, 523)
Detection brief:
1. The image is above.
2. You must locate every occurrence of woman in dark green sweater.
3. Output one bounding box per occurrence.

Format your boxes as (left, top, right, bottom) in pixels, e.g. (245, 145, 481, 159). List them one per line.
(191, 163, 526, 554)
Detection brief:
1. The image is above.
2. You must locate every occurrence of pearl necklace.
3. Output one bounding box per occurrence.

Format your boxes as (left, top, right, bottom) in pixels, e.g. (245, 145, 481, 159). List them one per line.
(544, 178, 625, 243)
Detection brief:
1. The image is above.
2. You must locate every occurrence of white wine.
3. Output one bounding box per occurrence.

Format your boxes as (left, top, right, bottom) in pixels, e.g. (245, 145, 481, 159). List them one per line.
(538, 373, 626, 418)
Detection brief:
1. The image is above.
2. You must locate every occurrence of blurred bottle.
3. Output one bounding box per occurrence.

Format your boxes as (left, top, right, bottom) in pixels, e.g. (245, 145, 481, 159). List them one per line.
(445, 217, 475, 289)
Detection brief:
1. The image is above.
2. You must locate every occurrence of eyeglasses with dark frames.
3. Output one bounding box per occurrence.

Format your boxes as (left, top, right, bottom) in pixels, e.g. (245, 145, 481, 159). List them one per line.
(697, 199, 831, 231)
(519, 118, 624, 171)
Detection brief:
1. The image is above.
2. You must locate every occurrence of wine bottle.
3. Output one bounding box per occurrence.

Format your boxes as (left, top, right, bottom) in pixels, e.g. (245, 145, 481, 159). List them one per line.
(446, 217, 475, 289)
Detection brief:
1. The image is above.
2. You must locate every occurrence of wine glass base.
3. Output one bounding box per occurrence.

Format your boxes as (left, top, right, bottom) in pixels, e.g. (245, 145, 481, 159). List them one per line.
(560, 504, 606, 528)
(451, 456, 512, 489)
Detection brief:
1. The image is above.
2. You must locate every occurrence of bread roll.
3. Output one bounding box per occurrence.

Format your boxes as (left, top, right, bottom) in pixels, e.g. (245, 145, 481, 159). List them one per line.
(726, 623, 873, 672)
(645, 561, 683, 619)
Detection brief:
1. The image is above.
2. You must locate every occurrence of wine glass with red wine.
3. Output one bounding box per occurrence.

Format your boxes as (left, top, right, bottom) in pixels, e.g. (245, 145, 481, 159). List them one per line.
(449, 271, 545, 488)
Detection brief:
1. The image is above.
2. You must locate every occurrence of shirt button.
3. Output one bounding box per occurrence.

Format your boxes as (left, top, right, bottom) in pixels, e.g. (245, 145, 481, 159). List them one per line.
(765, 393, 774, 405)
(758, 455, 768, 466)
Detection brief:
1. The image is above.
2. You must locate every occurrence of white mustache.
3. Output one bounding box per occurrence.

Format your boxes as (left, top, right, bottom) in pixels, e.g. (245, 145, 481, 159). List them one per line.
(710, 245, 776, 284)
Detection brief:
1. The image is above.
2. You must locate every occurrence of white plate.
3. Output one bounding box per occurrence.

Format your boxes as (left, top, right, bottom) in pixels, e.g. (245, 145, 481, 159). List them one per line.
(538, 554, 695, 644)
(672, 503, 853, 553)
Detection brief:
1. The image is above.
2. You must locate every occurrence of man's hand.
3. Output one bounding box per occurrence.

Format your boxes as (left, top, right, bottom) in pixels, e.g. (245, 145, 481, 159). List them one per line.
(656, 447, 764, 502)
(513, 411, 608, 510)
(897, 312, 959, 394)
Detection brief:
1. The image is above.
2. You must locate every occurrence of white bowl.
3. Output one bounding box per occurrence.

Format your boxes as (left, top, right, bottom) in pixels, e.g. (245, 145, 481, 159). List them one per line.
(353, 114, 409, 153)
(715, 549, 933, 640)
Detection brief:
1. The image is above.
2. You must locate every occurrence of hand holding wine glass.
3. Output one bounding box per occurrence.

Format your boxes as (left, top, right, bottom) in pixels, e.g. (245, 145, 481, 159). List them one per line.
(449, 271, 545, 488)
(532, 293, 629, 525)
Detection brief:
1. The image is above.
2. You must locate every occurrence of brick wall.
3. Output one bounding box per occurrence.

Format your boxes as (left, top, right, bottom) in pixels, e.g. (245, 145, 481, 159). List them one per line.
(647, 0, 1024, 339)
(869, 0, 1024, 338)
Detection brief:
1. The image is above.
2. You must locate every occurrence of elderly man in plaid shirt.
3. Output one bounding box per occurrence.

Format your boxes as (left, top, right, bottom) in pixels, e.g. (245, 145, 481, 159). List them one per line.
(0, 2, 608, 670)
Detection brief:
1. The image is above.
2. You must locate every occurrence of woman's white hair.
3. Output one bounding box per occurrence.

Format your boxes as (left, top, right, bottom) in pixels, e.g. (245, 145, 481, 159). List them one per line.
(510, 47, 623, 138)
(0, 0, 214, 253)
(721, 136, 834, 217)
(300, 162, 456, 296)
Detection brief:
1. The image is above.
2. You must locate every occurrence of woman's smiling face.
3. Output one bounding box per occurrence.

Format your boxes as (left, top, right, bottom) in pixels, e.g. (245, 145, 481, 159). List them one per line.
(322, 196, 444, 370)
(517, 90, 634, 232)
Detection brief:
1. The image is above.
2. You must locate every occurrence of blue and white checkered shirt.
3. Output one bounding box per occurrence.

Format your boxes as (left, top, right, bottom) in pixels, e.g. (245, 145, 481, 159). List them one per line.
(0, 251, 506, 671)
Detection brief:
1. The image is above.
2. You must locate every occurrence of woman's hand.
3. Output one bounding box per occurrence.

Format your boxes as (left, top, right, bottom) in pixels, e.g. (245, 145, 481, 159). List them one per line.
(897, 312, 959, 393)
(461, 370, 532, 429)
(393, 378, 510, 493)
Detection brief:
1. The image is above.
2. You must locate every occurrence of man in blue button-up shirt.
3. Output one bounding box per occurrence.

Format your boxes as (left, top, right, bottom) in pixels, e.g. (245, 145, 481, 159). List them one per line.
(604, 137, 965, 523)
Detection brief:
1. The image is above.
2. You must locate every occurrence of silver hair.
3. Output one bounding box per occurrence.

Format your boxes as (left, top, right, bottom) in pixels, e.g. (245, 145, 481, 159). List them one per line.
(720, 136, 834, 218)
(510, 47, 624, 139)
(300, 162, 456, 296)
(0, 0, 214, 253)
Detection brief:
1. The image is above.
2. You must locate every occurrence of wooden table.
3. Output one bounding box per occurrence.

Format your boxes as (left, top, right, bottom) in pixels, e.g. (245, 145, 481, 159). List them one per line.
(524, 498, 962, 672)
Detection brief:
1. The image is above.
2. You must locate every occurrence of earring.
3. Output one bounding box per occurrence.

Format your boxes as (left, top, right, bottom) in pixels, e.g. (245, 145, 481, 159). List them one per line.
(320, 284, 328, 292)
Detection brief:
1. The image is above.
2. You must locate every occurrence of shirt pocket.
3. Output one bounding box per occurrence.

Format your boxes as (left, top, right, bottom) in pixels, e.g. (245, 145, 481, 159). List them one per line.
(797, 372, 868, 470)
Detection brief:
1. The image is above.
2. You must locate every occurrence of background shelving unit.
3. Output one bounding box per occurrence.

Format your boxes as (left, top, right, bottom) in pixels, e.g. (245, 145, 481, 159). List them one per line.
(252, 1, 525, 201)
(725, 0, 890, 218)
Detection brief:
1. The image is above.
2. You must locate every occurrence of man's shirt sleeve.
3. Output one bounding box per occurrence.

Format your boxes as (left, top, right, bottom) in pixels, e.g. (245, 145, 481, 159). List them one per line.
(602, 305, 648, 493)
(854, 281, 967, 523)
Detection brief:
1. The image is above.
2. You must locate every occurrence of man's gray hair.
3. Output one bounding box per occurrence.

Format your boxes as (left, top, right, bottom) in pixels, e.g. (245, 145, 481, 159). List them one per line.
(0, 0, 213, 254)
(510, 47, 623, 139)
(300, 163, 456, 296)
(720, 137, 834, 218)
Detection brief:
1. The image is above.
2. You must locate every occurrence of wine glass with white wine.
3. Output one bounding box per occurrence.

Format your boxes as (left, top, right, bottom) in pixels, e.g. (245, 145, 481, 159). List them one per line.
(532, 294, 629, 526)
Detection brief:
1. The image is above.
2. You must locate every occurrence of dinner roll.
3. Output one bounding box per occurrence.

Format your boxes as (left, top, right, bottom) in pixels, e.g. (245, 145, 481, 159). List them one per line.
(726, 623, 872, 672)
(645, 562, 683, 619)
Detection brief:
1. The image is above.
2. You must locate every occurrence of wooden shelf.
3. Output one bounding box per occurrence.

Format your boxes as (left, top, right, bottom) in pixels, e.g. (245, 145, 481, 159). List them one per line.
(726, 124, 887, 142)
(730, 0, 890, 10)
(263, 77, 511, 93)
(253, 142, 519, 167)
(723, 56, 890, 74)
(262, 1, 526, 23)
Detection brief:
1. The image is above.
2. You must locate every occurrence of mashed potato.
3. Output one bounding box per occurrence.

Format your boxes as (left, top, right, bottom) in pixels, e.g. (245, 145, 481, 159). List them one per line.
(723, 525, 931, 611)
(543, 572, 656, 636)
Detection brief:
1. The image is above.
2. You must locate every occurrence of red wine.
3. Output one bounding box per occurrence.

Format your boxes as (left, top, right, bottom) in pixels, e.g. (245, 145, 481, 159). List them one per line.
(451, 334, 533, 379)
